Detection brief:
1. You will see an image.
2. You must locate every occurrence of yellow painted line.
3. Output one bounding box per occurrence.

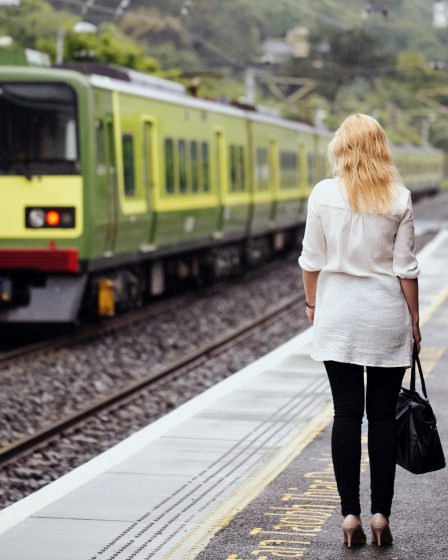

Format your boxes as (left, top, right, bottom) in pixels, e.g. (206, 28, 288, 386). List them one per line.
(403, 346, 444, 385)
(161, 401, 334, 560)
(420, 285, 448, 326)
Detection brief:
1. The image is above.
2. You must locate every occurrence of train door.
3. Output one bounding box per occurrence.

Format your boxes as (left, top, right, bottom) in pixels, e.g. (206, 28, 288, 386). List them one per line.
(214, 128, 227, 234)
(92, 110, 118, 256)
(104, 116, 119, 252)
(269, 137, 279, 223)
(112, 91, 149, 254)
(141, 116, 158, 245)
(245, 119, 255, 234)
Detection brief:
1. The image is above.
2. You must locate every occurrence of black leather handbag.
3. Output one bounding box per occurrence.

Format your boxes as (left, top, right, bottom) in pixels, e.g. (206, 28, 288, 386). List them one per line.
(396, 351, 446, 474)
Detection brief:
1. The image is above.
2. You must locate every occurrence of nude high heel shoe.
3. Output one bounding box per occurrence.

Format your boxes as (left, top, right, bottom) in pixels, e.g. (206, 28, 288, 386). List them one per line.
(342, 514, 366, 547)
(370, 513, 393, 546)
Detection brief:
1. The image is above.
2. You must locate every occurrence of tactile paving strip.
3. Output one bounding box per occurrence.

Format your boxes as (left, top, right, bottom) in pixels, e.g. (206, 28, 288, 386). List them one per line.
(89, 374, 330, 560)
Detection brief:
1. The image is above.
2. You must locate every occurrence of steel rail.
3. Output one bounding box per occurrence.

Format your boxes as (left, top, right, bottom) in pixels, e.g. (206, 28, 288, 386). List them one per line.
(0, 291, 200, 366)
(0, 288, 305, 467)
(0, 250, 300, 366)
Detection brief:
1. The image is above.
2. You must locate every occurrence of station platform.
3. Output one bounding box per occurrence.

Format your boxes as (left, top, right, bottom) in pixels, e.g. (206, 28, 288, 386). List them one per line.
(0, 229, 447, 560)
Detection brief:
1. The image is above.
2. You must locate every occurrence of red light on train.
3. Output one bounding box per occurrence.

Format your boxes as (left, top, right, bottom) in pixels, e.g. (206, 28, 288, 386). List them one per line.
(26, 207, 75, 229)
(46, 210, 61, 227)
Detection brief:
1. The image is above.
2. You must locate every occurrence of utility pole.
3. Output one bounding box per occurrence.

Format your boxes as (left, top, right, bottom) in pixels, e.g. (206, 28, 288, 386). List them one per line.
(56, 22, 97, 64)
(245, 67, 316, 110)
(245, 67, 257, 105)
(56, 28, 65, 64)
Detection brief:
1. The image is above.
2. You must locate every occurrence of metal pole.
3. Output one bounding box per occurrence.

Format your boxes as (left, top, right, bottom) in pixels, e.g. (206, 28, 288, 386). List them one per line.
(245, 67, 256, 105)
(56, 27, 65, 64)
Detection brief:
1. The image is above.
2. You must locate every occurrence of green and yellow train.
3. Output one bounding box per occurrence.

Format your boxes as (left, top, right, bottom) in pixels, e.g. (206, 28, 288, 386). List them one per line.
(0, 61, 444, 323)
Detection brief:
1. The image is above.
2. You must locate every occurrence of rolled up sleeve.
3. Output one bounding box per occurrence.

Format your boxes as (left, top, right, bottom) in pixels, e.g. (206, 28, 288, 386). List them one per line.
(393, 190, 420, 279)
(298, 193, 326, 272)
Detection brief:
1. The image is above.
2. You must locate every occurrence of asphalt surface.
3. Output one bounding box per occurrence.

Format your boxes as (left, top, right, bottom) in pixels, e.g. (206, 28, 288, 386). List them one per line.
(196, 253, 448, 559)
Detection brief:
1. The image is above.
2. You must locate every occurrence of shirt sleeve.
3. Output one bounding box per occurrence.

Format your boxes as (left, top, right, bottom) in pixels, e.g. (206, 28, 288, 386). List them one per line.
(392, 190, 420, 279)
(298, 191, 326, 272)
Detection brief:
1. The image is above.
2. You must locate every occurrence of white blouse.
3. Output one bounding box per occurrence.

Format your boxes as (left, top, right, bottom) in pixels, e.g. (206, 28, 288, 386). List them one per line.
(298, 177, 420, 368)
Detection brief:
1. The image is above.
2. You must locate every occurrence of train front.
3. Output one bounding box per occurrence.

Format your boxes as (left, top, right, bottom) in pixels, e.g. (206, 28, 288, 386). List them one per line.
(0, 67, 89, 323)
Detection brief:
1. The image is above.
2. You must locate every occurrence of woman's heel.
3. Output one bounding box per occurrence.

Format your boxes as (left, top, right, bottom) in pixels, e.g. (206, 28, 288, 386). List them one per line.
(370, 513, 393, 546)
(342, 515, 366, 547)
(343, 526, 358, 548)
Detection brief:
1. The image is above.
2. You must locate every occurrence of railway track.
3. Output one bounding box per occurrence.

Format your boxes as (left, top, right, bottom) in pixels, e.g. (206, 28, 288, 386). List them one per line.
(0, 287, 306, 468)
(0, 291, 199, 365)
(0, 249, 298, 362)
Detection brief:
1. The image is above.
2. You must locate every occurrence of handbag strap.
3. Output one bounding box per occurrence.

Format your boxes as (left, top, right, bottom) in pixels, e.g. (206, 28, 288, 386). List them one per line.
(410, 351, 428, 400)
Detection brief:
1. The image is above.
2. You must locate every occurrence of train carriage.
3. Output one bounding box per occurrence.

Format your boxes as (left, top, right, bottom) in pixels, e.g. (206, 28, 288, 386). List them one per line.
(0, 60, 444, 324)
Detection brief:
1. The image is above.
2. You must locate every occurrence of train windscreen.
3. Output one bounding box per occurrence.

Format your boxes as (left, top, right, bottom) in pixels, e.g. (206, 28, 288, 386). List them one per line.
(0, 82, 79, 177)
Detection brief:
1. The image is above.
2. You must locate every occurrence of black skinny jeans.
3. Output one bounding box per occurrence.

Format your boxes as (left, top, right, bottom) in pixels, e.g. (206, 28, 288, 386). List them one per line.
(324, 361, 405, 518)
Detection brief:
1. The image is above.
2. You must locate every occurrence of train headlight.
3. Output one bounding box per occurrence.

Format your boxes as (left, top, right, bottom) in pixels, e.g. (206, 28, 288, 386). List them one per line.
(28, 209, 45, 228)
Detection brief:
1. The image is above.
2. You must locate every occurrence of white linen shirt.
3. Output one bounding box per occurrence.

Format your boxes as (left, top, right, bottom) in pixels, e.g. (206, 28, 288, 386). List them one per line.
(298, 177, 420, 368)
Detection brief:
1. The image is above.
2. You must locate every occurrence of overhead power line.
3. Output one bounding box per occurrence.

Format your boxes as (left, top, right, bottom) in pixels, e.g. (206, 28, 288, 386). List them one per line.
(47, 0, 247, 68)
(281, 0, 351, 30)
(411, 0, 434, 15)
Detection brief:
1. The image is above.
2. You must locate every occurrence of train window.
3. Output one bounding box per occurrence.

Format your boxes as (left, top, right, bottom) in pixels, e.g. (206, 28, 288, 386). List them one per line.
(191, 141, 199, 192)
(256, 147, 269, 190)
(280, 151, 299, 189)
(0, 82, 79, 176)
(230, 144, 245, 191)
(143, 122, 152, 193)
(202, 142, 210, 192)
(178, 139, 188, 193)
(122, 133, 135, 197)
(106, 120, 117, 182)
(230, 145, 238, 191)
(239, 146, 246, 191)
(215, 137, 221, 191)
(165, 138, 175, 194)
(95, 120, 105, 175)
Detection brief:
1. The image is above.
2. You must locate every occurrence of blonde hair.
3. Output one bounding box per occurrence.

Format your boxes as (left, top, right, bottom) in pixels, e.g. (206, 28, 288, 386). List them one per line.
(328, 113, 402, 214)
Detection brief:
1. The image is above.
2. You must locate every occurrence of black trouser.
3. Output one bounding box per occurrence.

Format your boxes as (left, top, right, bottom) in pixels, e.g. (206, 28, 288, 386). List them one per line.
(324, 361, 405, 518)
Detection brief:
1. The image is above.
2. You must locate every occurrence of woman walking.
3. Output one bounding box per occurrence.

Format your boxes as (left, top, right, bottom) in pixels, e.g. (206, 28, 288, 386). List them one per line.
(298, 114, 421, 548)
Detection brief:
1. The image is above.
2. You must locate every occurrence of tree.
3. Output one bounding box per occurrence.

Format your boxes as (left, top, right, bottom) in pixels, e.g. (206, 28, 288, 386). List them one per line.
(38, 22, 160, 71)
(0, 0, 69, 48)
(120, 8, 191, 50)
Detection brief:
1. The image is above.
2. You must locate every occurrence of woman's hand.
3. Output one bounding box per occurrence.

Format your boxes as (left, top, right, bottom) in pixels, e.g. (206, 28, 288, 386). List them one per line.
(412, 320, 422, 355)
(306, 306, 315, 324)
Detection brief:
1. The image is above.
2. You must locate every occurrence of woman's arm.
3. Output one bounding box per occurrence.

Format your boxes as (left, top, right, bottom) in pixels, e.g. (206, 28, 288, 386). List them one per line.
(399, 277, 421, 354)
(301, 269, 320, 324)
(393, 190, 421, 355)
(298, 190, 326, 324)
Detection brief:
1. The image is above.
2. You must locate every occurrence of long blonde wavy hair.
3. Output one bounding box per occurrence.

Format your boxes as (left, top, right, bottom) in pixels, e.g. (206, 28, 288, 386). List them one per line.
(328, 113, 402, 214)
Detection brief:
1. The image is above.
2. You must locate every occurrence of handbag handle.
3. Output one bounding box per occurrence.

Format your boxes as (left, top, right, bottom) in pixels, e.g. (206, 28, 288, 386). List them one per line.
(410, 350, 428, 400)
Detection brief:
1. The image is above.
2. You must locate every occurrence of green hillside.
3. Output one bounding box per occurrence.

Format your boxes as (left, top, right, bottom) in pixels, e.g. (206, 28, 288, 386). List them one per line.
(1, 0, 447, 150)
(115, 0, 446, 68)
